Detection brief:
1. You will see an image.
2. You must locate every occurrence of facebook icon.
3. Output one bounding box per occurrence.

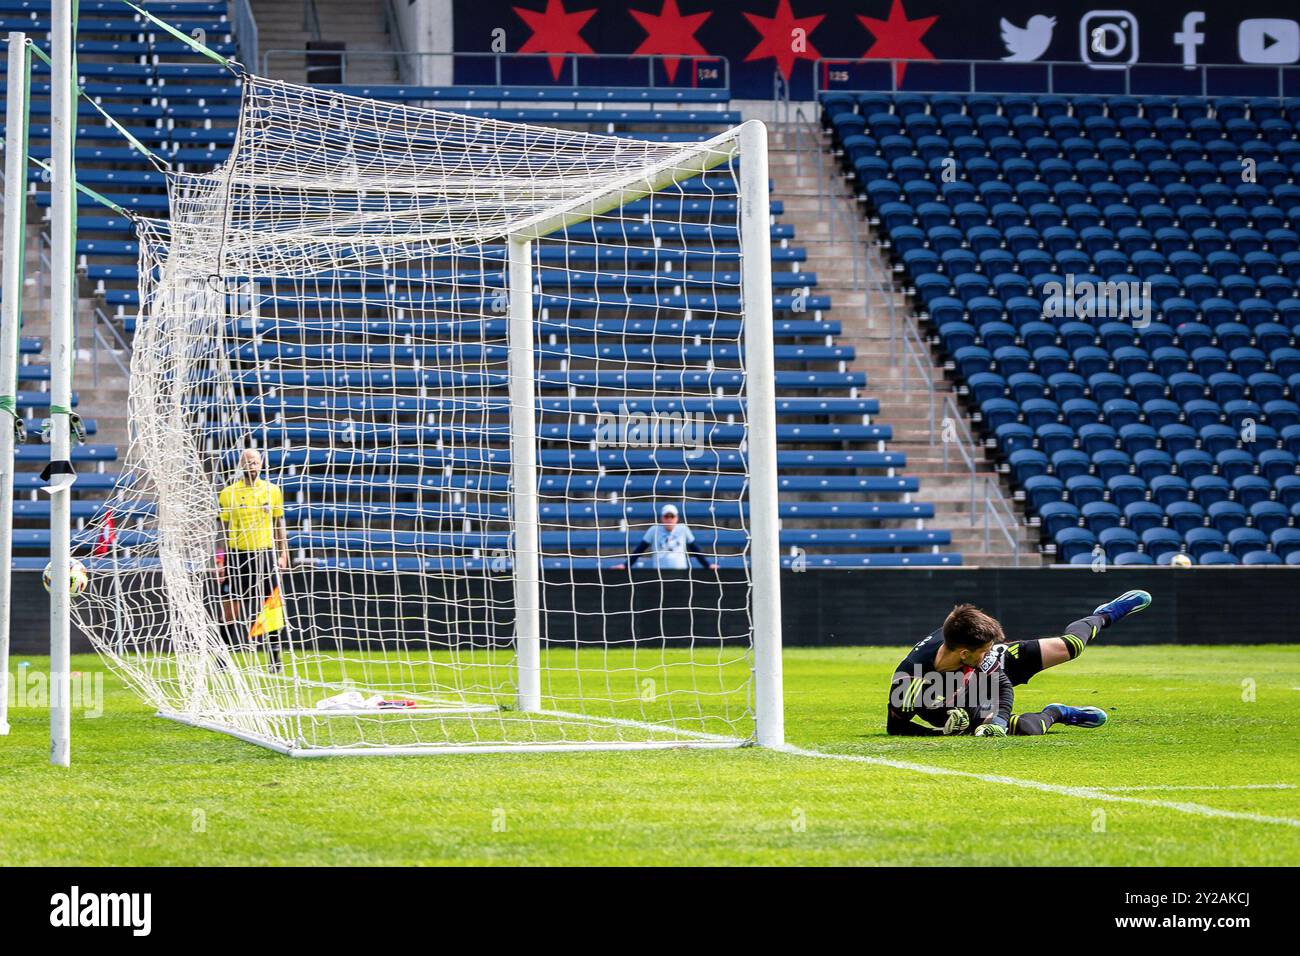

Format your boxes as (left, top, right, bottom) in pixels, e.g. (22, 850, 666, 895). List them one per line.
(1174, 12, 1206, 69)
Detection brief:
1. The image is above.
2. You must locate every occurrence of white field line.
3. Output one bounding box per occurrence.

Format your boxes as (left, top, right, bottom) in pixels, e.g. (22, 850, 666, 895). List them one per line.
(1086, 784, 1297, 792)
(778, 745, 1300, 829)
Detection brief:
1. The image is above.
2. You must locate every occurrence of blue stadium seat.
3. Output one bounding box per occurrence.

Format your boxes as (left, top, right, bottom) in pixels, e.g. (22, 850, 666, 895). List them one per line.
(1040, 501, 1080, 536)
(1186, 527, 1227, 559)
(1153, 473, 1192, 511)
(1056, 527, 1097, 562)
(1114, 550, 1154, 566)
(1066, 474, 1106, 507)
(1242, 550, 1282, 565)
(1082, 500, 1122, 534)
(1108, 475, 1147, 509)
(1198, 550, 1238, 565)
(1099, 526, 1139, 560)
(1142, 527, 1182, 560)
(1124, 501, 1165, 534)
(1188, 476, 1229, 509)
(1207, 500, 1248, 533)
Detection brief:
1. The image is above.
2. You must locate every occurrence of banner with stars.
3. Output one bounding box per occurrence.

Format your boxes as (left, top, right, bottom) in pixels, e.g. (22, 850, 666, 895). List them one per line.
(452, 0, 1300, 99)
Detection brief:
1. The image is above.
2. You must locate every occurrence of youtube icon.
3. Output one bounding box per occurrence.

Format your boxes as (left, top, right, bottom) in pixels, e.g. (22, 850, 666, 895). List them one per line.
(1238, 18, 1300, 63)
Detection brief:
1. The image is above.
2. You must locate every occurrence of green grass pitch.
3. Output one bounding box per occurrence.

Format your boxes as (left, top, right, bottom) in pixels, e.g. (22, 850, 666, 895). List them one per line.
(1, 645, 1297, 865)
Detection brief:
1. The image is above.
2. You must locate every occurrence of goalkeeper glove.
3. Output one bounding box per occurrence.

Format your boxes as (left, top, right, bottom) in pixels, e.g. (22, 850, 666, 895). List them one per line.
(975, 717, 1009, 738)
(941, 709, 970, 736)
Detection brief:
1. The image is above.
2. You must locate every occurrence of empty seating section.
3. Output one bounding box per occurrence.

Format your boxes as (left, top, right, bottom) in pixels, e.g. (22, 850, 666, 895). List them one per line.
(0, 1, 959, 568)
(823, 89, 1300, 565)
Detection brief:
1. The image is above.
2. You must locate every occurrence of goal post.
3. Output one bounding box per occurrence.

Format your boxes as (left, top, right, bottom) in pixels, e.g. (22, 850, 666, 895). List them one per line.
(70, 78, 784, 756)
(48, 0, 76, 767)
(738, 119, 784, 750)
(506, 234, 541, 714)
(0, 30, 33, 739)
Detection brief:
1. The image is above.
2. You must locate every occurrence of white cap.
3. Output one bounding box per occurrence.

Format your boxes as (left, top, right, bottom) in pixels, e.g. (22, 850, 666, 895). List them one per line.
(660, 504, 679, 517)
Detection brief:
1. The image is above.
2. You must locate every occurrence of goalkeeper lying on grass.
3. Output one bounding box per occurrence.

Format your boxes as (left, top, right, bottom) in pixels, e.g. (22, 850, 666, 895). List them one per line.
(886, 590, 1151, 737)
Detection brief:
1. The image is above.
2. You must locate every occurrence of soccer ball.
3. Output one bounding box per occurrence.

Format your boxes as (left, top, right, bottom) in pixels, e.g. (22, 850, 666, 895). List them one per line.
(42, 559, 89, 596)
(1170, 553, 1193, 568)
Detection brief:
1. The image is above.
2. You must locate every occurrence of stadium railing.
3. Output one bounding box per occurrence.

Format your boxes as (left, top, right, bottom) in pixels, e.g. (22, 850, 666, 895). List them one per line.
(814, 56, 1300, 99)
(258, 49, 732, 100)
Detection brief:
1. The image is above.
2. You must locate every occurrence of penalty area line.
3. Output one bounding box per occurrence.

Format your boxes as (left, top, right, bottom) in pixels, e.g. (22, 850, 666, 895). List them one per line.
(777, 745, 1300, 829)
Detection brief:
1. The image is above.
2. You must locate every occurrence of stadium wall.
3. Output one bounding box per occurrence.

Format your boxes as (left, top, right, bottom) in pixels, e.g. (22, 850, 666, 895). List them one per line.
(8, 568, 1296, 655)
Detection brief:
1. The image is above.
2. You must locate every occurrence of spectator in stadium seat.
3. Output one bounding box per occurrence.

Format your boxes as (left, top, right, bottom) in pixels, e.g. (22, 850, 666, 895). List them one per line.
(613, 504, 716, 571)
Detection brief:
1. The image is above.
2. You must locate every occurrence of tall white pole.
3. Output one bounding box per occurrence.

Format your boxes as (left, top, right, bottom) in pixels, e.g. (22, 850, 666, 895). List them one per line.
(507, 236, 541, 712)
(49, 0, 75, 766)
(738, 120, 784, 748)
(0, 31, 31, 738)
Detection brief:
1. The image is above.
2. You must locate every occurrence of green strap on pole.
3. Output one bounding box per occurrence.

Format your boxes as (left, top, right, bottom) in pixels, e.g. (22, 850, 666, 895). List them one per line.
(121, 0, 242, 73)
(27, 156, 133, 218)
(79, 93, 169, 171)
(27, 41, 168, 170)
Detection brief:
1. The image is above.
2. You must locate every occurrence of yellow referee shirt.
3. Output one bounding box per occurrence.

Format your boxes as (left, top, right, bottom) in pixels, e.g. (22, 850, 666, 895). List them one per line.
(217, 478, 284, 552)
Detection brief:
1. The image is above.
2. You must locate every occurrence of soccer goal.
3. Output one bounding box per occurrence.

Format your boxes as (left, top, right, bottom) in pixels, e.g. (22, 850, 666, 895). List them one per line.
(70, 76, 783, 756)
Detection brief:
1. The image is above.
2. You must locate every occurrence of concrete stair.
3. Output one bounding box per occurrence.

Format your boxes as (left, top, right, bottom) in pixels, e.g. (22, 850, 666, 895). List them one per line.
(251, 0, 399, 84)
(768, 124, 1043, 566)
(6, 205, 131, 477)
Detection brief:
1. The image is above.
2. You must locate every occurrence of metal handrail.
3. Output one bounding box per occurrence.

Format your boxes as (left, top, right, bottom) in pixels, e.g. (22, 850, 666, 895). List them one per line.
(814, 55, 1300, 99)
(260, 48, 733, 94)
(37, 230, 49, 328)
(982, 475, 1020, 561)
(772, 67, 791, 127)
(941, 394, 1021, 563)
(227, 0, 258, 76)
(37, 229, 133, 387)
(90, 305, 132, 386)
(894, 303, 935, 438)
(791, 105, 933, 424)
(380, 0, 412, 86)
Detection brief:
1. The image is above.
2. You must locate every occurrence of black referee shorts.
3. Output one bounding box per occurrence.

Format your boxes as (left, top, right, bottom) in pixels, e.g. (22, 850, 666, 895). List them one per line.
(222, 548, 278, 615)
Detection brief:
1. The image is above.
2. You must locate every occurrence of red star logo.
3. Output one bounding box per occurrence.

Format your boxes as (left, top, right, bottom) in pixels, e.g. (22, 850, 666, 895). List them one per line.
(514, 0, 597, 80)
(857, 0, 937, 87)
(630, 0, 712, 84)
(742, 0, 824, 82)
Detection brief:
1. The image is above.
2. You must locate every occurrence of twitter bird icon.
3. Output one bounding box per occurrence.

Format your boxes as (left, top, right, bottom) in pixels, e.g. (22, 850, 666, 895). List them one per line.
(1001, 15, 1056, 61)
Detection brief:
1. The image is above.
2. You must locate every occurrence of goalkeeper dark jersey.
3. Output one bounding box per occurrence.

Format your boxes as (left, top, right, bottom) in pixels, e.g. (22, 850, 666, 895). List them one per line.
(886, 628, 1013, 736)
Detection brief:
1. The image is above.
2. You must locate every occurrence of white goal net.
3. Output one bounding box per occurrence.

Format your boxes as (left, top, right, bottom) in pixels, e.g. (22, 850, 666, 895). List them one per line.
(70, 77, 783, 755)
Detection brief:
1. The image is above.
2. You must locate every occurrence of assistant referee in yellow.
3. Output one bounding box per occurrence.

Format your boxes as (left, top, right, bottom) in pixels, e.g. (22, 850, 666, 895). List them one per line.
(217, 448, 291, 668)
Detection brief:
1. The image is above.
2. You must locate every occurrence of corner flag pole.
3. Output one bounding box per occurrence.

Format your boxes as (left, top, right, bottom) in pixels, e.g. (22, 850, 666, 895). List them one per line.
(48, 0, 77, 766)
(0, 31, 32, 738)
